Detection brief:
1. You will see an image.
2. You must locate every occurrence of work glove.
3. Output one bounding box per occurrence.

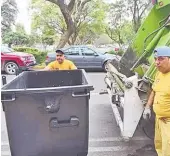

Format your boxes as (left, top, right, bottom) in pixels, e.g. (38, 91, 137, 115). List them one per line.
(143, 107, 151, 120)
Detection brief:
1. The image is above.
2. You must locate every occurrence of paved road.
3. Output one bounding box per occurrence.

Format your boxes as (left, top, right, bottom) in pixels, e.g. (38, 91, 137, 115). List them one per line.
(1, 72, 157, 156)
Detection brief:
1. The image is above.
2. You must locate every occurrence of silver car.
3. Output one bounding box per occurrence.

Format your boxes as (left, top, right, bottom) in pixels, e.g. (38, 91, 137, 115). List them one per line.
(45, 46, 121, 70)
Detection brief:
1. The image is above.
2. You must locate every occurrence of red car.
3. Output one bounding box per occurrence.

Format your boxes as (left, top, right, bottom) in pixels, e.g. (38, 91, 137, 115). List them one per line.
(1, 46, 36, 75)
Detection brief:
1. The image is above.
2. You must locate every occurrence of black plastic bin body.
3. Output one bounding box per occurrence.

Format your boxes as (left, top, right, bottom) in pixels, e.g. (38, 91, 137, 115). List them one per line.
(1, 69, 94, 156)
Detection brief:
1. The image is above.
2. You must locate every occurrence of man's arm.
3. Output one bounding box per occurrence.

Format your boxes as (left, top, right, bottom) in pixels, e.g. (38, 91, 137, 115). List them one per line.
(43, 66, 51, 71)
(143, 90, 155, 120)
(69, 62, 77, 70)
(145, 90, 155, 108)
(42, 62, 54, 71)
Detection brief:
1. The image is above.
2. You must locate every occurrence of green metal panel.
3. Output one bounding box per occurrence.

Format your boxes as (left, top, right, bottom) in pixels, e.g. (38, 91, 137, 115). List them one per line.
(128, 1, 170, 81)
(134, 28, 170, 81)
(143, 29, 170, 83)
(156, 0, 170, 9)
(131, 4, 170, 59)
(115, 1, 170, 78)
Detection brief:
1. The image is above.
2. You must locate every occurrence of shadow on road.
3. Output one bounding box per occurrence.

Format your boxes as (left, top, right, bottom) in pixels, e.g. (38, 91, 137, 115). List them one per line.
(127, 144, 157, 156)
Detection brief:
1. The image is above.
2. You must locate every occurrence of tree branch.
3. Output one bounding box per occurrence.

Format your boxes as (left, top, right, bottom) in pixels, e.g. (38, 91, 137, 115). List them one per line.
(68, 0, 76, 11)
(81, 0, 92, 8)
(139, 4, 149, 18)
(46, 0, 59, 5)
(46, 0, 75, 30)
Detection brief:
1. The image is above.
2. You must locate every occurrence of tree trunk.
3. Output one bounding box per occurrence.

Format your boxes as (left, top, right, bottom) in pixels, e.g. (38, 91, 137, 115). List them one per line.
(71, 32, 78, 45)
(8, 43, 12, 48)
(67, 39, 71, 45)
(47, 0, 91, 48)
(57, 29, 73, 48)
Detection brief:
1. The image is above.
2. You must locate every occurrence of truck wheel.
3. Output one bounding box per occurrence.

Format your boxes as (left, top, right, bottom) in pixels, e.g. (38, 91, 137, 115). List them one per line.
(5, 62, 19, 75)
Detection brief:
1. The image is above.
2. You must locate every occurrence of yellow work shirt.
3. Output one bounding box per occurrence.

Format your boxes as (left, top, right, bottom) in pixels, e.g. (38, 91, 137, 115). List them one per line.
(152, 71, 170, 118)
(47, 59, 77, 70)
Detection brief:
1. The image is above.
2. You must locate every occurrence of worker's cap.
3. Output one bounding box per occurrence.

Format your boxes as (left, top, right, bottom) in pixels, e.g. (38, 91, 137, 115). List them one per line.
(154, 46, 170, 58)
(55, 49, 64, 54)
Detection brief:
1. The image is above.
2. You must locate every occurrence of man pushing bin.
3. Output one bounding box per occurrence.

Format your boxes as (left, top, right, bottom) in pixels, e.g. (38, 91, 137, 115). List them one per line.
(44, 49, 77, 70)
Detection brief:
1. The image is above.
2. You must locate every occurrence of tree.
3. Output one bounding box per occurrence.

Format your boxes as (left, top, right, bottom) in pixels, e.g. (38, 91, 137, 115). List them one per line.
(106, 22, 134, 49)
(31, 0, 107, 47)
(127, 0, 151, 32)
(2, 24, 29, 47)
(106, 0, 151, 48)
(41, 29, 55, 50)
(31, 1, 63, 46)
(2, 31, 29, 47)
(31, 1, 65, 34)
(106, 1, 134, 48)
(67, 0, 107, 45)
(45, 0, 93, 48)
(1, 0, 18, 36)
(15, 23, 26, 34)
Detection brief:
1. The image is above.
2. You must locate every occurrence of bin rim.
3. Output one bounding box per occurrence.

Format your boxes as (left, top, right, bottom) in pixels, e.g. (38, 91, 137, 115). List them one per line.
(1, 69, 94, 94)
(1, 84, 94, 94)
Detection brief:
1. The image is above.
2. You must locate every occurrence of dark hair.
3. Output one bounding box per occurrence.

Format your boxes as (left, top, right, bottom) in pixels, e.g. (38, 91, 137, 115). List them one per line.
(56, 49, 64, 54)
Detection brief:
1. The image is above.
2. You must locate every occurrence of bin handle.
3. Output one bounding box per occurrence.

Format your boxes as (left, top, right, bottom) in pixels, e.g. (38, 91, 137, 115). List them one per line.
(1, 95, 16, 102)
(72, 92, 89, 97)
(49, 117, 79, 128)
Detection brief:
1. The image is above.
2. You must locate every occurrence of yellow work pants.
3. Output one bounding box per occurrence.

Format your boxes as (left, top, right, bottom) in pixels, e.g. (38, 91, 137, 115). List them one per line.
(155, 118, 170, 156)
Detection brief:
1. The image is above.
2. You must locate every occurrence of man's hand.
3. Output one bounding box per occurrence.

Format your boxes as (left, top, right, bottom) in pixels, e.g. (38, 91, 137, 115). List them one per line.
(143, 90, 155, 120)
(143, 107, 151, 120)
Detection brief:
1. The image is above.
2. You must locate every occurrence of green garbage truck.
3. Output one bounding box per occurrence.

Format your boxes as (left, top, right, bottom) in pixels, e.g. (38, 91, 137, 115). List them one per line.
(104, 0, 170, 140)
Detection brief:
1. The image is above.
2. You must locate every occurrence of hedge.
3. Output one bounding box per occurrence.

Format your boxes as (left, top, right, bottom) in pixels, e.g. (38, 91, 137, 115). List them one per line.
(107, 49, 124, 56)
(13, 47, 47, 64)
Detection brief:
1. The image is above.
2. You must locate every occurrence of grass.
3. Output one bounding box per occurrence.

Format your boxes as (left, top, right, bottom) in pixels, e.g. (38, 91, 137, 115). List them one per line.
(32, 63, 46, 69)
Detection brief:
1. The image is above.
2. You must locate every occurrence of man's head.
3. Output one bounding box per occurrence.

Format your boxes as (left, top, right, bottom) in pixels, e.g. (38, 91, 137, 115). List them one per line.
(56, 49, 65, 64)
(154, 46, 170, 73)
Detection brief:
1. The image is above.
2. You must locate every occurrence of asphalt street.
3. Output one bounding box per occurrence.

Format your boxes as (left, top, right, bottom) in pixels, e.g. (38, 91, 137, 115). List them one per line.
(1, 72, 157, 156)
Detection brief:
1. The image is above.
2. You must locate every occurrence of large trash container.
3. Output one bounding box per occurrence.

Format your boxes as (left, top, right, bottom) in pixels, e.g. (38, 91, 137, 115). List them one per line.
(1, 69, 94, 156)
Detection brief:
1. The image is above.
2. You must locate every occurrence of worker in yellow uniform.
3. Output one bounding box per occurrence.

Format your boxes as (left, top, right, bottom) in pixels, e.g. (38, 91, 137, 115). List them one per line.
(143, 46, 170, 156)
(44, 49, 77, 70)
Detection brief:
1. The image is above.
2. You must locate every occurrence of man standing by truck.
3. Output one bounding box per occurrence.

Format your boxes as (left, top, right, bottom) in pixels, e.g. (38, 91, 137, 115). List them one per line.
(143, 46, 170, 156)
(44, 49, 77, 70)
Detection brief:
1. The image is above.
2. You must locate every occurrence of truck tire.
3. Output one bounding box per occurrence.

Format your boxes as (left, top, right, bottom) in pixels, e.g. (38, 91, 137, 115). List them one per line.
(5, 62, 19, 75)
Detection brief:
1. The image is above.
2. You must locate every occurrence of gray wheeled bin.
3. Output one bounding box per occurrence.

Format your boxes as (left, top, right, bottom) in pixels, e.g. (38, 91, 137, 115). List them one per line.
(1, 69, 94, 156)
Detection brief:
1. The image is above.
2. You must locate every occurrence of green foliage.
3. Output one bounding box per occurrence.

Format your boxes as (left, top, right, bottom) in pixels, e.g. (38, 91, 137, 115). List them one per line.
(1, 0, 18, 36)
(13, 47, 39, 53)
(13, 47, 47, 64)
(15, 23, 26, 34)
(31, 0, 108, 45)
(42, 35, 55, 46)
(106, 22, 135, 47)
(106, 0, 150, 48)
(2, 23, 41, 47)
(2, 31, 29, 47)
(31, 1, 61, 39)
(72, 0, 108, 44)
(88, 0, 108, 34)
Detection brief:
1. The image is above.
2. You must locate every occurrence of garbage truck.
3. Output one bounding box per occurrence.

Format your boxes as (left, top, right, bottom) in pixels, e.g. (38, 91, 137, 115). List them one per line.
(104, 0, 170, 140)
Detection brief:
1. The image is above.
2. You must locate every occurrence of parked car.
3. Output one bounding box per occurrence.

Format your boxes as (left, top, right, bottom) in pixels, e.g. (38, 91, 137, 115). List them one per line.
(1, 46, 36, 75)
(45, 45, 121, 70)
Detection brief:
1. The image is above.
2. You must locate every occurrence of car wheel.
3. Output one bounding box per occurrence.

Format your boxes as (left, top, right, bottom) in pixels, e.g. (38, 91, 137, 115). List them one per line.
(5, 62, 19, 75)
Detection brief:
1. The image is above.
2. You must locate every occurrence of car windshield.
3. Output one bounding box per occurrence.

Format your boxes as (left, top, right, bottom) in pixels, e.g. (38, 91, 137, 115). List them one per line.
(90, 47, 104, 55)
(1, 46, 14, 53)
